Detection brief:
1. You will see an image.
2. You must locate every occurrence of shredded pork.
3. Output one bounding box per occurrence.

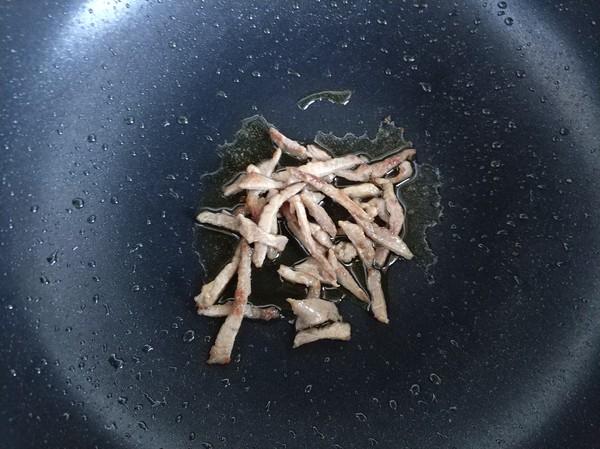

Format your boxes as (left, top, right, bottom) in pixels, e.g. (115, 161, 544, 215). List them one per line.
(194, 123, 417, 363)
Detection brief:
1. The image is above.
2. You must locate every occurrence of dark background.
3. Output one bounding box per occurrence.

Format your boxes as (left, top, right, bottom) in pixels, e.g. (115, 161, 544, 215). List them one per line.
(1, 1, 599, 448)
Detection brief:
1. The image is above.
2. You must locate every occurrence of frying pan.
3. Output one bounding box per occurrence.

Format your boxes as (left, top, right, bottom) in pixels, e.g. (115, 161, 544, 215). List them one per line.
(1, 1, 599, 448)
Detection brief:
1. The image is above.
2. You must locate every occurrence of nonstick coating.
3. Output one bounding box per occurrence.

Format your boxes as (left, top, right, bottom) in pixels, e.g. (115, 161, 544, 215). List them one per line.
(1, 1, 599, 448)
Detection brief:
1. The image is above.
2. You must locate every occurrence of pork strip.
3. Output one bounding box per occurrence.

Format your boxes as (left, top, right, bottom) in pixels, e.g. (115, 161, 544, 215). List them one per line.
(306, 144, 332, 161)
(194, 243, 242, 309)
(373, 160, 413, 185)
(293, 322, 351, 348)
(278, 265, 321, 298)
(207, 240, 252, 364)
(253, 182, 306, 267)
(338, 220, 376, 268)
(342, 183, 381, 199)
(335, 148, 416, 182)
(300, 192, 337, 237)
(269, 127, 308, 159)
(238, 172, 287, 191)
(199, 303, 281, 320)
(236, 215, 288, 251)
(327, 249, 370, 303)
(296, 154, 365, 178)
(196, 210, 238, 232)
(366, 268, 389, 324)
(286, 298, 342, 331)
(374, 182, 406, 267)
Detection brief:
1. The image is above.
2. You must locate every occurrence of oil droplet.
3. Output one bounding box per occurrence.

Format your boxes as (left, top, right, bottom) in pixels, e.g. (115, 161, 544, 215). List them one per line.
(108, 354, 124, 370)
(87, 134, 97, 143)
(47, 250, 59, 265)
(177, 116, 188, 125)
(429, 373, 442, 385)
(87, 215, 96, 224)
(559, 127, 570, 136)
(183, 330, 195, 342)
(124, 116, 135, 125)
(504, 17, 514, 25)
(72, 198, 85, 209)
(418, 82, 432, 92)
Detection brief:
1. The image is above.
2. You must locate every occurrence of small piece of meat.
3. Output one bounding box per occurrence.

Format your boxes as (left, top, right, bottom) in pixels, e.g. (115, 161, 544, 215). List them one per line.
(290, 168, 373, 223)
(269, 127, 308, 159)
(296, 154, 365, 178)
(287, 297, 342, 330)
(300, 192, 337, 237)
(335, 148, 416, 182)
(238, 172, 287, 191)
(194, 243, 242, 309)
(207, 240, 252, 364)
(198, 303, 281, 320)
(278, 265, 321, 298)
(338, 220, 376, 266)
(373, 160, 413, 185)
(293, 322, 351, 348)
(366, 197, 389, 223)
(362, 204, 379, 218)
(253, 182, 306, 267)
(356, 217, 413, 260)
(327, 249, 370, 303)
(332, 240, 358, 263)
(309, 223, 333, 249)
(342, 183, 381, 199)
(256, 148, 282, 176)
(196, 210, 238, 232)
(306, 144, 332, 161)
(374, 182, 405, 267)
(366, 268, 388, 324)
(236, 215, 288, 251)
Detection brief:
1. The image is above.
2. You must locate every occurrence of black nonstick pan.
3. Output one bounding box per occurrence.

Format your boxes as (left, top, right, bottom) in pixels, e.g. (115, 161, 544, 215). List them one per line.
(1, 1, 599, 448)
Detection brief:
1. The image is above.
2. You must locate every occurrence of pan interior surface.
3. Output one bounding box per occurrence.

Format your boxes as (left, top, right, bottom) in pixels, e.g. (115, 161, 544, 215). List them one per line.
(1, 1, 599, 448)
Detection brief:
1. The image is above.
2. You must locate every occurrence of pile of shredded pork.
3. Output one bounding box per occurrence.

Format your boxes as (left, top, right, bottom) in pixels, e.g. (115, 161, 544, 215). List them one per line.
(195, 127, 416, 364)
